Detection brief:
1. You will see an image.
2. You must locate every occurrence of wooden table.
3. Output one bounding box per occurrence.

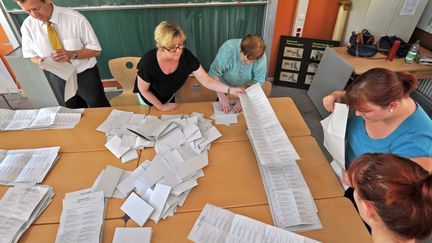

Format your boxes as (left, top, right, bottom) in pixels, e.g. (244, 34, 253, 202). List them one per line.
(333, 46, 432, 78)
(32, 150, 139, 224)
(139, 136, 343, 213)
(149, 97, 311, 143)
(19, 219, 125, 243)
(126, 197, 371, 243)
(0, 106, 149, 152)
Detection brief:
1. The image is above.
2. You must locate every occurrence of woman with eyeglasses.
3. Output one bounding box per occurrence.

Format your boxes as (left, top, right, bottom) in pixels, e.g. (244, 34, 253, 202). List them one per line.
(347, 153, 432, 243)
(209, 35, 267, 113)
(133, 21, 244, 111)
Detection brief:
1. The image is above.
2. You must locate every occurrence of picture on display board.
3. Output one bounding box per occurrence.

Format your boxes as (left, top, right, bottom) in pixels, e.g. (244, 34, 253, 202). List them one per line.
(274, 36, 339, 89)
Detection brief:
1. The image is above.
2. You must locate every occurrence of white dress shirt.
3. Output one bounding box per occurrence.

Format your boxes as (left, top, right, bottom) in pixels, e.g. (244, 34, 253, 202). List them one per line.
(20, 4, 101, 74)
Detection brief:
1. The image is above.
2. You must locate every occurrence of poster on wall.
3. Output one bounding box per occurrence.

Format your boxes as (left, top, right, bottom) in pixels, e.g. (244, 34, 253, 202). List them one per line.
(274, 36, 339, 89)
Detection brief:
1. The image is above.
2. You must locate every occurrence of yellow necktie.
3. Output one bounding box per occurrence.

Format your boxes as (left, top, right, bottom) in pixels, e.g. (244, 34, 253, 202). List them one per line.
(45, 21, 63, 50)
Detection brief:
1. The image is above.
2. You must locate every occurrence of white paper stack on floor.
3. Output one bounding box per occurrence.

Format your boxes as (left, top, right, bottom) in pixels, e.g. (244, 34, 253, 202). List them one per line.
(0, 107, 84, 131)
(211, 101, 238, 125)
(320, 103, 349, 190)
(0, 185, 54, 243)
(240, 84, 321, 232)
(0, 147, 60, 185)
(55, 190, 105, 243)
(188, 204, 321, 243)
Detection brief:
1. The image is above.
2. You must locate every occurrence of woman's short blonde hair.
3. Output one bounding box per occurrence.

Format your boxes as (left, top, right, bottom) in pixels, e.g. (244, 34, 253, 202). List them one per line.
(154, 21, 186, 48)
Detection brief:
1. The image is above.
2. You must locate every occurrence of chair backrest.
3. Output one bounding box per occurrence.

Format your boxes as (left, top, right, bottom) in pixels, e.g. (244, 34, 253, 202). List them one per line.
(108, 57, 140, 92)
(175, 76, 218, 103)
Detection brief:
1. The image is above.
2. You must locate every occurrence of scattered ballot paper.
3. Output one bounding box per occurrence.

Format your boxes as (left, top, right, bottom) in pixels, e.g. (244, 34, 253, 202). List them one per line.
(212, 102, 238, 125)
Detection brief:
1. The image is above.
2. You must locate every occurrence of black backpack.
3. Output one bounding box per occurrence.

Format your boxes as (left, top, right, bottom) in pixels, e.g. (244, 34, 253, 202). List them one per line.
(347, 29, 378, 57)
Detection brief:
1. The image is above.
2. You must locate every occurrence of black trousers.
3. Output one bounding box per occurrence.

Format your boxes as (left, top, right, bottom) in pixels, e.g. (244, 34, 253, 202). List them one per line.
(47, 65, 110, 108)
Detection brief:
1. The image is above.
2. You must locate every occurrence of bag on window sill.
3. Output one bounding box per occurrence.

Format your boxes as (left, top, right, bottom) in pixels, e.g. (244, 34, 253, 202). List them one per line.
(347, 29, 378, 57)
(376, 36, 411, 58)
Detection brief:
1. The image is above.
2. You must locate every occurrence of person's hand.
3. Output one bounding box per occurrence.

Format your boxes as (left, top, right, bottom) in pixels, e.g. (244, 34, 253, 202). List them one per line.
(160, 103, 178, 112)
(341, 168, 350, 186)
(229, 86, 246, 97)
(217, 93, 230, 113)
(52, 49, 72, 62)
(31, 57, 44, 65)
(232, 98, 242, 113)
(323, 94, 337, 112)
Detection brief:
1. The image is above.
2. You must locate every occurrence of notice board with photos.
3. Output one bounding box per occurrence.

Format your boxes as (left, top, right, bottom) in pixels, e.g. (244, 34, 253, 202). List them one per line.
(274, 36, 339, 89)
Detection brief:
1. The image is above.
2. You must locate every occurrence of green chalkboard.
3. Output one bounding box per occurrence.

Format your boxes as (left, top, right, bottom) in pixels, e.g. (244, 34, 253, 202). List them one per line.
(12, 5, 264, 79)
(4, 0, 264, 11)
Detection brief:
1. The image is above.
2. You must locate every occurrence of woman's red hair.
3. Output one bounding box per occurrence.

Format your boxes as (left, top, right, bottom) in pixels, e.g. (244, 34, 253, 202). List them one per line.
(345, 68, 418, 109)
(348, 153, 432, 240)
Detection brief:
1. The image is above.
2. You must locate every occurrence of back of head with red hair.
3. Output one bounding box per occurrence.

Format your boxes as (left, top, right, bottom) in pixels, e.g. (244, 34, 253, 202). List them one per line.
(348, 153, 432, 240)
(345, 68, 418, 110)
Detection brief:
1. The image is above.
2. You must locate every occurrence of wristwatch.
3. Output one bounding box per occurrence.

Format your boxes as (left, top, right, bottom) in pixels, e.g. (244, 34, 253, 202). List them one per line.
(71, 52, 78, 59)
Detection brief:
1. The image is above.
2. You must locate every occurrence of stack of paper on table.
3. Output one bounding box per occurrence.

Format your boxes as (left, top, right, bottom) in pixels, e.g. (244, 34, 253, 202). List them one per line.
(55, 190, 105, 243)
(98, 110, 221, 163)
(211, 101, 238, 125)
(117, 144, 210, 226)
(0, 185, 54, 243)
(0, 147, 60, 185)
(0, 107, 84, 131)
(320, 103, 349, 189)
(240, 84, 321, 232)
(188, 204, 321, 243)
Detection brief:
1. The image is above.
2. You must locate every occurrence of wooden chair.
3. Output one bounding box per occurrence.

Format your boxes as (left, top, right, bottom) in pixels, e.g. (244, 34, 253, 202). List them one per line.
(175, 77, 272, 103)
(108, 57, 141, 106)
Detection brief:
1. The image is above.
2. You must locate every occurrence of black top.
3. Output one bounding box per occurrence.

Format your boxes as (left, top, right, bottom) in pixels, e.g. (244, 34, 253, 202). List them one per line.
(133, 48, 200, 105)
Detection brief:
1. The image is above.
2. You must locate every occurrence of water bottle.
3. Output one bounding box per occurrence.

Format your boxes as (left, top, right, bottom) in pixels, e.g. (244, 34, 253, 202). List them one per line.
(405, 40, 420, 64)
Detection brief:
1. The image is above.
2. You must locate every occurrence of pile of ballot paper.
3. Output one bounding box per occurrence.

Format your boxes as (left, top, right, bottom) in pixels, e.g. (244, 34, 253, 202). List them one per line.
(0, 147, 60, 185)
(55, 190, 105, 243)
(188, 204, 320, 243)
(0, 107, 84, 131)
(98, 110, 221, 163)
(0, 185, 54, 243)
(96, 111, 221, 226)
(240, 84, 322, 232)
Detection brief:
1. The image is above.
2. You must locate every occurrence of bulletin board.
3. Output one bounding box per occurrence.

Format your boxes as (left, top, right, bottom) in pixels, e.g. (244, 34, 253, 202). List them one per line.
(274, 36, 339, 89)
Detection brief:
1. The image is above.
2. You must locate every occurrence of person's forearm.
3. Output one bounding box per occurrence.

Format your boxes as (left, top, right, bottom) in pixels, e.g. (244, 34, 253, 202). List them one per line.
(331, 90, 346, 103)
(68, 48, 101, 59)
(141, 90, 164, 109)
(201, 77, 230, 94)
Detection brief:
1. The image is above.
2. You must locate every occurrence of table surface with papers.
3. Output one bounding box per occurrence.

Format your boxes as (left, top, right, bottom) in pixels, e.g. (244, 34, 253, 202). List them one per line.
(0, 98, 370, 243)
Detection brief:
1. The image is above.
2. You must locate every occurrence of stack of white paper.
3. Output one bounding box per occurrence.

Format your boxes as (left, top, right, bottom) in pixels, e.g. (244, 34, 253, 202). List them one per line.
(55, 190, 105, 243)
(240, 84, 321, 232)
(211, 101, 238, 125)
(0, 147, 60, 185)
(0, 185, 54, 243)
(188, 204, 321, 243)
(98, 110, 221, 162)
(0, 107, 84, 131)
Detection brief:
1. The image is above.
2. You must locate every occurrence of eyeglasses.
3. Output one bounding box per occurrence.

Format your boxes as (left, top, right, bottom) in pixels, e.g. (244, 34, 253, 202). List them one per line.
(163, 44, 185, 53)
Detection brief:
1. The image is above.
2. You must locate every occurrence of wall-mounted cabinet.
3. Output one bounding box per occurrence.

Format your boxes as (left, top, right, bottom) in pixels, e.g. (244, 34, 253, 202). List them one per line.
(417, 0, 432, 34)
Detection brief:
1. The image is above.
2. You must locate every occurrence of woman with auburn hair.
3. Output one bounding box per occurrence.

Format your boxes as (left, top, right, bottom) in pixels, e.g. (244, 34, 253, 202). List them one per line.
(133, 21, 244, 111)
(323, 68, 432, 172)
(347, 153, 432, 243)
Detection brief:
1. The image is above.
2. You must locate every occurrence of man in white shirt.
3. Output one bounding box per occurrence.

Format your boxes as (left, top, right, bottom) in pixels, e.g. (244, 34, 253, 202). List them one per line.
(16, 0, 110, 108)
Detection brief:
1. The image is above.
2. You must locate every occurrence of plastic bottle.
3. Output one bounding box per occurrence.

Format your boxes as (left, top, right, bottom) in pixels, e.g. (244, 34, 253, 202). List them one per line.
(405, 40, 420, 64)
